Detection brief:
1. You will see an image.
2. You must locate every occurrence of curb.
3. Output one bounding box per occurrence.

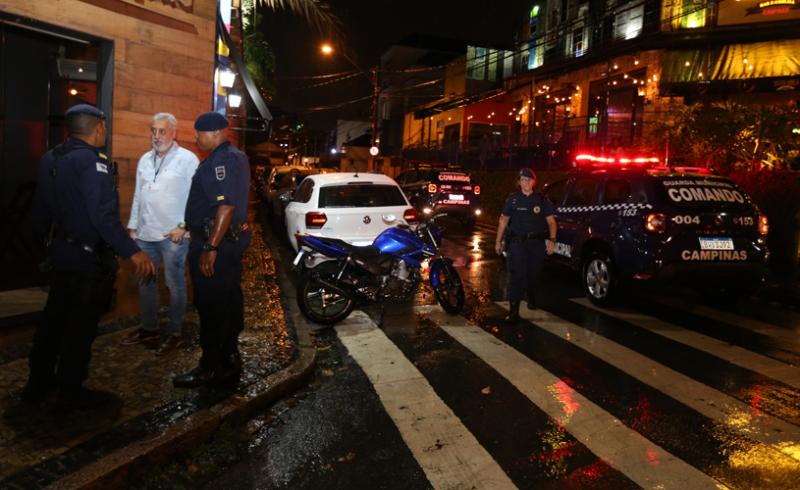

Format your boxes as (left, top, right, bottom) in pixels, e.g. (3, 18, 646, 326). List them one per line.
(46, 223, 317, 490)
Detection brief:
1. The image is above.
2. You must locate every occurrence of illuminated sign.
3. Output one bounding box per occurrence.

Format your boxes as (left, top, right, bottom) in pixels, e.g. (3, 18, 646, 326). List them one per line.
(717, 0, 800, 25)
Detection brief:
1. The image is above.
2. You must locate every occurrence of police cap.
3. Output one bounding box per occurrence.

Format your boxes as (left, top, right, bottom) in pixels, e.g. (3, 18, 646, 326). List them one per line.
(65, 104, 105, 119)
(519, 167, 536, 179)
(194, 111, 229, 131)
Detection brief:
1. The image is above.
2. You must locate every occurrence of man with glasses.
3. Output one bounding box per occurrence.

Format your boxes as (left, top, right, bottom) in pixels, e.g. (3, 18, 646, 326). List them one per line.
(122, 113, 199, 355)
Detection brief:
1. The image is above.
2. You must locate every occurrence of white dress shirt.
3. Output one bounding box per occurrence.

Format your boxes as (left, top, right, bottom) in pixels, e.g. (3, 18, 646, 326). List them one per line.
(128, 143, 199, 242)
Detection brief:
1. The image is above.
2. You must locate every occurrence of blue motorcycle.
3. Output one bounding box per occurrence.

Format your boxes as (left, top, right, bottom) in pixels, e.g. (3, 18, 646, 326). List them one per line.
(291, 214, 465, 325)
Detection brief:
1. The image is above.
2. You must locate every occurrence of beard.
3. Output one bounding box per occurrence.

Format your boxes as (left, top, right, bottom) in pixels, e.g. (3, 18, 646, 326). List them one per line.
(152, 140, 173, 154)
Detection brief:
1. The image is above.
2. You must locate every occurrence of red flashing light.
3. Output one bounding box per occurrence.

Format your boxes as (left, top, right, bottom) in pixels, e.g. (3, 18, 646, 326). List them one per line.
(403, 208, 419, 223)
(474, 185, 481, 195)
(305, 211, 327, 228)
(428, 183, 438, 193)
(575, 153, 660, 167)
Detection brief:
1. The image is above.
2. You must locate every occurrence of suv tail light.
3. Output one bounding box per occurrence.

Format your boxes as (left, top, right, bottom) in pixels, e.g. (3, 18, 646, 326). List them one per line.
(645, 213, 666, 233)
(427, 183, 437, 193)
(305, 211, 327, 228)
(758, 215, 769, 235)
(474, 185, 481, 195)
(403, 208, 419, 222)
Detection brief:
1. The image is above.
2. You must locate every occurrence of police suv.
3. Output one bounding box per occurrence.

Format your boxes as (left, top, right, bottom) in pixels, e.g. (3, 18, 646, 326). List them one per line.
(543, 156, 769, 305)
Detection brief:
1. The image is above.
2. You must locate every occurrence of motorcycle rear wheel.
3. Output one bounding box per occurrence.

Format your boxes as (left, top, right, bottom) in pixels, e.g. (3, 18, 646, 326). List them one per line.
(297, 272, 354, 325)
(431, 262, 465, 314)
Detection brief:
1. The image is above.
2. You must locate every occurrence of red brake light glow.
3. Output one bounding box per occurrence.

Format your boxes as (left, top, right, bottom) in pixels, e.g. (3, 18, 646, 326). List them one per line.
(305, 211, 327, 228)
(758, 215, 769, 235)
(474, 185, 481, 195)
(428, 183, 437, 193)
(403, 208, 419, 222)
(645, 213, 666, 233)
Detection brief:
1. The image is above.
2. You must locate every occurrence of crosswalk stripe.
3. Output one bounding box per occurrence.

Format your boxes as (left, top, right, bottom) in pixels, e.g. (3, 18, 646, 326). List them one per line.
(572, 298, 800, 390)
(416, 305, 725, 490)
(495, 301, 800, 464)
(335, 311, 517, 490)
(644, 294, 800, 347)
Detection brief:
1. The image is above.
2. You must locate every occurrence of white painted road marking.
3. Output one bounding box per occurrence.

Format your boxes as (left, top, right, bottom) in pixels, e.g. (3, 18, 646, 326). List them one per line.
(336, 310, 517, 490)
(496, 301, 800, 464)
(573, 298, 800, 390)
(417, 305, 725, 490)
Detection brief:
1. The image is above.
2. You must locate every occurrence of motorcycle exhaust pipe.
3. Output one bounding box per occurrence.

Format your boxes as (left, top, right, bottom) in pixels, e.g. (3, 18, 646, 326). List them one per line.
(314, 277, 353, 297)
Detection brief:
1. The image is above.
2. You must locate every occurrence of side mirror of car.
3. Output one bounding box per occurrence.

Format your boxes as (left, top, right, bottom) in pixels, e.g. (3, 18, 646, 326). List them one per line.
(279, 192, 293, 203)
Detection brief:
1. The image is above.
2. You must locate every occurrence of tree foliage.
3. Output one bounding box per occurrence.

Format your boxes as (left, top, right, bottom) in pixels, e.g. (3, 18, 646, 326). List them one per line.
(646, 101, 800, 174)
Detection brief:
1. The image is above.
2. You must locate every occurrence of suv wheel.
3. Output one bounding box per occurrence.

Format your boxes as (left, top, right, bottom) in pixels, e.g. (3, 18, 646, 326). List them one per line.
(583, 252, 618, 306)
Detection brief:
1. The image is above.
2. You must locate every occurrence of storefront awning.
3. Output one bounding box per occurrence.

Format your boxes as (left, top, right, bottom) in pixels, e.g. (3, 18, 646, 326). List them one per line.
(662, 39, 800, 83)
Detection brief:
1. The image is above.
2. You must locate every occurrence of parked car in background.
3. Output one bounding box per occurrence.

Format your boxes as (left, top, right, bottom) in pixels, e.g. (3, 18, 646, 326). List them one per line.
(262, 166, 314, 221)
(396, 167, 481, 227)
(283, 172, 417, 251)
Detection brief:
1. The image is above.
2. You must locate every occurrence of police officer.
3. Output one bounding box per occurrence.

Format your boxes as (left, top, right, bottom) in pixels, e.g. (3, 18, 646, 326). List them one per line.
(22, 104, 156, 406)
(495, 168, 557, 323)
(173, 112, 250, 389)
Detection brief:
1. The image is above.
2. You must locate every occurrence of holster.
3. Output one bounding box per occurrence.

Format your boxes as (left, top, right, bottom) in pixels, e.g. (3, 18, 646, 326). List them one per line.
(202, 218, 249, 243)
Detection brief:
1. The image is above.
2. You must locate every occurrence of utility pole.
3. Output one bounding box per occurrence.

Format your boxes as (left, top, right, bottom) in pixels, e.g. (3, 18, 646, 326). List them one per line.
(369, 66, 380, 172)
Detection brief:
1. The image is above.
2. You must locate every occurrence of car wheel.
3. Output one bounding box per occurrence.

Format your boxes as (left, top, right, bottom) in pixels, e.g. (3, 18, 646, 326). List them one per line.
(583, 252, 619, 306)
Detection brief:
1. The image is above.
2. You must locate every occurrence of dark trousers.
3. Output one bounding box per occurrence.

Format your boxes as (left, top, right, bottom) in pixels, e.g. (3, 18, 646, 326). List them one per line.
(506, 238, 545, 302)
(28, 270, 109, 393)
(188, 240, 246, 373)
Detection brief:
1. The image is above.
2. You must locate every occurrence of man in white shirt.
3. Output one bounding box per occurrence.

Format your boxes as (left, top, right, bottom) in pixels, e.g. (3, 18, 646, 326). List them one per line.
(122, 113, 199, 355)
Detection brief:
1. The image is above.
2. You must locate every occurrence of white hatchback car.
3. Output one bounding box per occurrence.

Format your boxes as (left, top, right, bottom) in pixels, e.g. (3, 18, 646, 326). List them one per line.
(283, 172, 417, 251)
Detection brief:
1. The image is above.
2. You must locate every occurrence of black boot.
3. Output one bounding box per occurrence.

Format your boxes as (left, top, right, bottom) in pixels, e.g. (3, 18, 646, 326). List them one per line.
(173, 367, 213, 388)
(504, 301, 520, 324)
(527, 294, 536, 310)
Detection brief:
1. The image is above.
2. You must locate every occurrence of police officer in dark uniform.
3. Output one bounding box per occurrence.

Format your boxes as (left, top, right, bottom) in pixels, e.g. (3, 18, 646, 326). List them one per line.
(495, 168, 557, 323)
(22, 104, 156, 406)
(173, 112, 250, 389)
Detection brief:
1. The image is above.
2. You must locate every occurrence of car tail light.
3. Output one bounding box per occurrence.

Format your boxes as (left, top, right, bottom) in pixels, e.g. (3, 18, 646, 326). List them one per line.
(474, 185, 481, 195)
(403, 208, 419, 223)
(305, 211, 327, 228)
(758, 215, 769, 235)
(428, 183, 437, 193)
(645, 213, 666, 233)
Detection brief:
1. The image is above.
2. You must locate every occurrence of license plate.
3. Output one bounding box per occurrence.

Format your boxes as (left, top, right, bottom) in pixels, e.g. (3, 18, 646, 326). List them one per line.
(292, 250, 305, 266)
(449, 194, 464, 200)
(699, 237, 734, 250)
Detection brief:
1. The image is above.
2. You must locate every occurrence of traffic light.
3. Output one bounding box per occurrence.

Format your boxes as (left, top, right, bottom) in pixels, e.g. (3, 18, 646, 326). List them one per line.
(295, 123, 303, 131)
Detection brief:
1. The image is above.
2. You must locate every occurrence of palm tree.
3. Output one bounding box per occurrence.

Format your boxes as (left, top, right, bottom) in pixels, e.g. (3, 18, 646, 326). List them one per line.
(242, 0, 343, 100)
(255, 0, 343, 36)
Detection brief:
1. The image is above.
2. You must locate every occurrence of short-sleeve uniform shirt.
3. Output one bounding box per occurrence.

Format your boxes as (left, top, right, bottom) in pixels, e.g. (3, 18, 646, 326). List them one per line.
(185, 141, 250, 232)
(501, 191, 556, 235)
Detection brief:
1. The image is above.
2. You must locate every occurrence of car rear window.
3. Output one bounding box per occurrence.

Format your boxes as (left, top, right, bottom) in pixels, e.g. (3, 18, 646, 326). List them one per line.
(657, 177, 751, 208)
(318, 184, 407, 208)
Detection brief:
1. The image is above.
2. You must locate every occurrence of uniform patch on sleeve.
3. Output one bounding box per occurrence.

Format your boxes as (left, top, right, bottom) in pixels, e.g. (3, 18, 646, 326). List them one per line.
(217, 195, 225, 201)
(96, 162, 108, 173)
(215, 166, 226, 180)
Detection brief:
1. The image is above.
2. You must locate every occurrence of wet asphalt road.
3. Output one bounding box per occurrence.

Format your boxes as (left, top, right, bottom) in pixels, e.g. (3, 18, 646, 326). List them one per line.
(206, 217, 800, 490)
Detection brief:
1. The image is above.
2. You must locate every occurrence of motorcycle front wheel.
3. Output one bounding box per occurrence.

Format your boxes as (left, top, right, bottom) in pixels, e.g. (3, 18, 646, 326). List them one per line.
(431, 262, 465, 314)
(297, 272, 354, 325)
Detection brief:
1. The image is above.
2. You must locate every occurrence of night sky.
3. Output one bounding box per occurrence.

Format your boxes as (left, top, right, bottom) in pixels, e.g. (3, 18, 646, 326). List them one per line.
(259, 0, 529, 129)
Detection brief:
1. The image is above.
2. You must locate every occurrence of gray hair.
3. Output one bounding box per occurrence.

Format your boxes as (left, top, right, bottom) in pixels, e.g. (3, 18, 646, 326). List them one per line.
(151, 112, 177, 128)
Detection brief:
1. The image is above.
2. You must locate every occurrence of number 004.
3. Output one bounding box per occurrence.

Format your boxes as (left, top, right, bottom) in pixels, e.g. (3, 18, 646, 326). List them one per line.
(673, 215, 700, 225)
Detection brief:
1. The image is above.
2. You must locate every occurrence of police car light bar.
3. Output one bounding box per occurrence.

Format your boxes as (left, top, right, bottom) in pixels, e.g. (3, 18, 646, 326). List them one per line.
(575, 154, 660, 166)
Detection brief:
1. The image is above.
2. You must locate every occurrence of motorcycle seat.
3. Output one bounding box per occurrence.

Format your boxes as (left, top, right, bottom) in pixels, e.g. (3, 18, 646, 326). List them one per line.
(316, 237, 381, 257)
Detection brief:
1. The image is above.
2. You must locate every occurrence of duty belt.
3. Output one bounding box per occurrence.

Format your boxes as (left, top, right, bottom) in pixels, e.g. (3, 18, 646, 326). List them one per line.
(509, 231, 548, 241)
(52, 231, 98, 254)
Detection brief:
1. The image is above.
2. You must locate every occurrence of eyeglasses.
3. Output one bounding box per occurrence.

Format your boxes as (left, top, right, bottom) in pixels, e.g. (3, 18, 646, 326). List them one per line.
(150, 127, 172, 137)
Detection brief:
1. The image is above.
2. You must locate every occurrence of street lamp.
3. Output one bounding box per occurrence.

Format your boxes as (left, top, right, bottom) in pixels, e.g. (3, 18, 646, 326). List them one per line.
(320, 43, 380, 172)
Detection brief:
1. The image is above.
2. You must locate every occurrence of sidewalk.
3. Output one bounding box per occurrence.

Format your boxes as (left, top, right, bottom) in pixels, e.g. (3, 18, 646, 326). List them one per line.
(0, 210, 316, 489)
